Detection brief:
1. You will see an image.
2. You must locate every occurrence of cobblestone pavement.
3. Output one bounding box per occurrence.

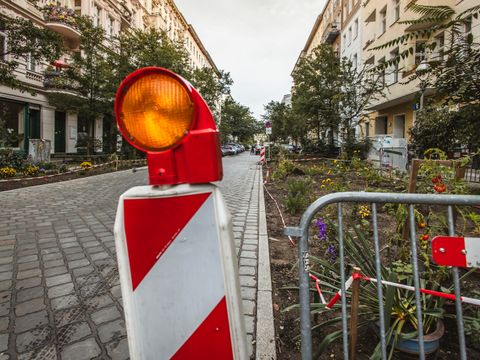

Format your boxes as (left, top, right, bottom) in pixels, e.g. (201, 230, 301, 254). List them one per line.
(0, 152, 261, 359)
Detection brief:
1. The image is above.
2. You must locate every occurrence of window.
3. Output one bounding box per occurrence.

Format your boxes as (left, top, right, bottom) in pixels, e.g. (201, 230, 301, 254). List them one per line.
(342, 34, 346, 51)
(365, 55, 375, 66)
(26, 53, 36, 72)
(353, 19, 358, 39)
(348, 27, 352, 44)
(393, 0, 400, 22)
(380, 7, 387, 34)
(378, 56, 386, 85)
(93, 4, 101, 27)
(415, 41, 426, 65)
(107, 16, 115, 37)
(434, 33, 445, 61)
(390, 48, 399, 83)
(0, 30, 6, 61)
(375, 116, 388, 135)
(352, 53, 358, 70)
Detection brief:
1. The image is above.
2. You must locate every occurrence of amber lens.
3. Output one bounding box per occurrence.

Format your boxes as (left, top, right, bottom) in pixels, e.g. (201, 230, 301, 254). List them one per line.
(119, 72, 194, 151)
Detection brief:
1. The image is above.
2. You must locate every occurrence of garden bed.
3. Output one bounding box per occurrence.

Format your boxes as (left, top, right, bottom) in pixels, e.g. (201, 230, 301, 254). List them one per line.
(264, 155, 480, 359)
(0, 159, 146, 192)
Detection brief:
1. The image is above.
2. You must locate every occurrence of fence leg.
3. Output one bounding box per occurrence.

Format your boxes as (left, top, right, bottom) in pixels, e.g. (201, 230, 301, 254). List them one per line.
(349, 267, 361, 360)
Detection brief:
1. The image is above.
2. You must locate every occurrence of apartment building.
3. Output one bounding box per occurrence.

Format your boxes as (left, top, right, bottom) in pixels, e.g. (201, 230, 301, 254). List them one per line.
(293, 0, 479, 146)
(0, 0, 218, 155)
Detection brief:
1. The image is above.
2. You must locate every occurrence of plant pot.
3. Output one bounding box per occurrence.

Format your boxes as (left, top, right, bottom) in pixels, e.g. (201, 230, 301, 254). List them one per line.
(373, 319, 445, 356)
(395, 319, 445, 355)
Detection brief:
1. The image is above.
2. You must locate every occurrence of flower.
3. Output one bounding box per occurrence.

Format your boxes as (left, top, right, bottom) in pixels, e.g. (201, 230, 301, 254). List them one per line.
(315, 218, 327, 241)
(358, 205, 370, 219)
(326, 245, 337, 262)
(80, 161, 92, 170)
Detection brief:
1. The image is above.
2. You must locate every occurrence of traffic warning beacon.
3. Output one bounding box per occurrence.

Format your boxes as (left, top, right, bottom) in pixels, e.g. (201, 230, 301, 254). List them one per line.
(113, 67, 248, 359)
(114, 66, 223, 185)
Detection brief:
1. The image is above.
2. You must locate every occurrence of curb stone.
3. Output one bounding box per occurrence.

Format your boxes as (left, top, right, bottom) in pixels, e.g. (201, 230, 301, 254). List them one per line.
(255, 168, 276, 359)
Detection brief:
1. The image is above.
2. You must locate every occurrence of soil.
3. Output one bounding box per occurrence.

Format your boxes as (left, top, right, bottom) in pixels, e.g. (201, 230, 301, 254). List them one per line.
(263, 158, 480, 359)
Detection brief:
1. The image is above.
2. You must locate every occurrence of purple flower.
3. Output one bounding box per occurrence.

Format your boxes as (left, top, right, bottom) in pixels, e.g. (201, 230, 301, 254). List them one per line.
(326, 245, 337, 263)
(315, 218, 327, 241)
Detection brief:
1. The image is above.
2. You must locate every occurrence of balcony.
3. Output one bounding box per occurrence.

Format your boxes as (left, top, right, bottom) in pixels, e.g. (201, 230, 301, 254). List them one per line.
(323, 22, 340, 44)
(42, 5, 81, 49)
(43, 70, 80, 95)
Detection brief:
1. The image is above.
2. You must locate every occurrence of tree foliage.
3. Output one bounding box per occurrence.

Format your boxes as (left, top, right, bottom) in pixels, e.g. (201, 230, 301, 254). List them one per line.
(190, 67, 232, 121)
(291, 45, 342, 147)
(410, 104, 480, 155)
(0, 13, 63, 91)
(220, 98, 261, 143)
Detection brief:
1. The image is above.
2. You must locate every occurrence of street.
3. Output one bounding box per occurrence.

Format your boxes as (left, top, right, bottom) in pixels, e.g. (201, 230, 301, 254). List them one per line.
(0, 153, 261, 359)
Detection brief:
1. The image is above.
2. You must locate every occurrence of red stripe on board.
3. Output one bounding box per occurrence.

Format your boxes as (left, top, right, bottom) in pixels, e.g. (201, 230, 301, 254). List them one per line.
(123, 193, 210, 290)
(171, 297, 233, 360)
(431, 236, 467, 267)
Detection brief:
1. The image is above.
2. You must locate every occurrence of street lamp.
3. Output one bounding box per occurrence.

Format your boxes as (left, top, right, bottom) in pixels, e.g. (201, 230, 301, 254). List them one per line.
(415, 59, 430, 109)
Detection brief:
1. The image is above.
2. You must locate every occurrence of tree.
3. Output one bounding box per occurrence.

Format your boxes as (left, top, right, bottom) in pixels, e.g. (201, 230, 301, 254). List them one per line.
(219, 98, 262, 143)
(0, 14, 63, 91)
(114, 27, 192, 81)
(262, 101, 291, 142)
(46, 16, 114, 156)
(189, 67, 232, 122)
(338, 59, 384, 157)
(291, 45, 342, 148)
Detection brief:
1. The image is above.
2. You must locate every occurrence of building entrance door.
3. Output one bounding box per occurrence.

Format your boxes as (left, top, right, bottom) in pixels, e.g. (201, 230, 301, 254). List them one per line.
(55, 111, 66, 153)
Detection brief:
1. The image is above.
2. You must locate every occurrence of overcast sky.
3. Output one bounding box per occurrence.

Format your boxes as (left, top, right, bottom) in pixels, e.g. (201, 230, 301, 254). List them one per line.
(175, 0, 327, 120)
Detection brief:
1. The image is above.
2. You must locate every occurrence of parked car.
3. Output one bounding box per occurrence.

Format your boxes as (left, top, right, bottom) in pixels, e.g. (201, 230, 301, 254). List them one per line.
(221, 145, 237, 156)
(227, 143, 243, 153)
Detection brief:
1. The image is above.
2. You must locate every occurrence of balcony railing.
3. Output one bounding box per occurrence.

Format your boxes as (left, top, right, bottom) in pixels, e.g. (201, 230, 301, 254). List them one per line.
(43, 70, 80, 93)
(323, 22, 340, 44)
(42, 5, 81, 44)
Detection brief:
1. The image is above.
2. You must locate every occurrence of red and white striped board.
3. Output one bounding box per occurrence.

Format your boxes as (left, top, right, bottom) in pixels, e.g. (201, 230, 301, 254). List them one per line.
(260, 147, 266, 164)
(432, 236, 480, 268)
(114, 184, 248, 359)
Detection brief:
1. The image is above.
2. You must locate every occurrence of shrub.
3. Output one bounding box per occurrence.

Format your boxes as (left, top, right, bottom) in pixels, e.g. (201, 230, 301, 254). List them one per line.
(0, 149, 27, 169)
(36, 161, 57, 170)
(271, 159, 296, 181)
(23, 165, 39, 177)
(283, 178, 313, 214)
(0, 167, 16, 178)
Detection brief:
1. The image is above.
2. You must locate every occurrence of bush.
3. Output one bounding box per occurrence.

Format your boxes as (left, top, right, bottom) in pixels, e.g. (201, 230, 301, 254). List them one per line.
(271, 159, 297, 181)
(302, 139, 339, 157)
(36, 161, 57, 171)
(283, 178, 313, 214)
(0, 149, 27, 169)
(0, 167, 16, 178)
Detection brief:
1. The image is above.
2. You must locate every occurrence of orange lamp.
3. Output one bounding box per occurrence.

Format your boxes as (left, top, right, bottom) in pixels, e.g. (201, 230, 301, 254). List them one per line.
(115, 67, 223, 185)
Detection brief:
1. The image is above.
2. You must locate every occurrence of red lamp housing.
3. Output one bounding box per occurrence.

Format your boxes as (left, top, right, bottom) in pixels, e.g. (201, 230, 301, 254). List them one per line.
(114, 67, 223, 186)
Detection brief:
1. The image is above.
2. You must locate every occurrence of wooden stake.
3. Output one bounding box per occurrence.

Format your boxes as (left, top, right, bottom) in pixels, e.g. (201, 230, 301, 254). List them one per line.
(349, 267, 361, 360)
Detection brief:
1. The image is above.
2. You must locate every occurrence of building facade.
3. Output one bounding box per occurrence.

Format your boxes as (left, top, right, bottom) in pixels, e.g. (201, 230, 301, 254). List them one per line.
(292, 0, 479, 148)
(0, 0, 218, 155)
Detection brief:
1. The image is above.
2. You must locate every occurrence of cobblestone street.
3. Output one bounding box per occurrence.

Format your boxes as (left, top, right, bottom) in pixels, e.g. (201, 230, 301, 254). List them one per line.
(0, 153, 262, 359)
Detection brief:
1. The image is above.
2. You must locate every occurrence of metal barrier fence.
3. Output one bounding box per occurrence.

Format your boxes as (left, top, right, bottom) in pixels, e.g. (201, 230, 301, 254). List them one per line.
(285, 192, 480, 360)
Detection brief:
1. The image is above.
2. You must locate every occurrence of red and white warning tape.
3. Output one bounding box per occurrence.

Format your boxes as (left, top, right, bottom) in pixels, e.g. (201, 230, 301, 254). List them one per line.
(263, 183, 295, 247)
(356, 274, 480, 307)
(310, 272, 480, 309)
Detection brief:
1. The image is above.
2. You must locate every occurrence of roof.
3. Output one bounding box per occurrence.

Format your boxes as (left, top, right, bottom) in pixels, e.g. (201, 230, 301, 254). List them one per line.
(188, 24, 220, 75)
